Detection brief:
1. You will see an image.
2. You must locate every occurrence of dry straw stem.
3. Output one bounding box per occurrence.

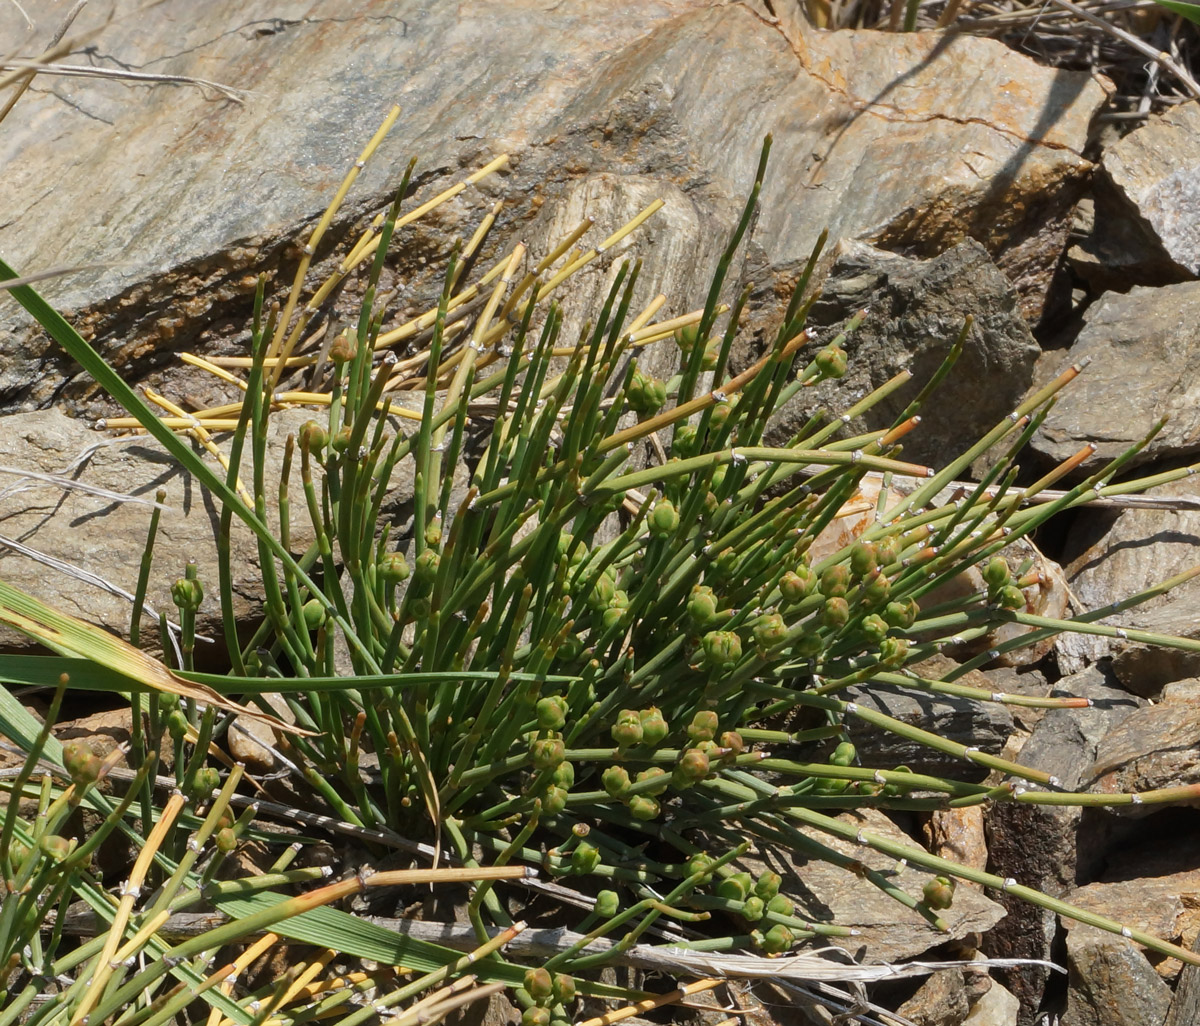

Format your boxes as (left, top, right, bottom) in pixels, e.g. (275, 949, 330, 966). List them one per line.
(114, 191, 680, 447)
(653, 946, 1062, 983)
(1049, 0, 1200, 98)
(266, 104, 403, 387)
(0, 58, 246, 101)
(578, 979, 724, 1026)
(205, 931, 283, 1026)
(0, 261, 116, 290)
(263, 106, 510, 391)
(69, 791, 188, 1026)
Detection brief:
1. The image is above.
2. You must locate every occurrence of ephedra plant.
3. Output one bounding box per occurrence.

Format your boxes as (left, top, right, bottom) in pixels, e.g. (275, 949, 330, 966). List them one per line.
(3, 105, 1200, 1024)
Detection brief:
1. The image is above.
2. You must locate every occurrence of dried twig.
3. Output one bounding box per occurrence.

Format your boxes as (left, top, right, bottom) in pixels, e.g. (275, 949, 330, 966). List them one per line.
(0, 261, 120, 291)
(0, 0, 84, 122)
(1048, 0, 1200, 98)
(0, 58, 245, 101)
(0, 464, 171, 508)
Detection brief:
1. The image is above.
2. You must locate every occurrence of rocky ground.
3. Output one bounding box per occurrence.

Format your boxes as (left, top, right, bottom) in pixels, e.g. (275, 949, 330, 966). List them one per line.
(2, 2, 1200, 1025)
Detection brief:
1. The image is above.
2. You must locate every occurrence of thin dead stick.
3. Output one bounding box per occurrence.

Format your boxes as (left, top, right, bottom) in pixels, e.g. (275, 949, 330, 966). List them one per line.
(0, 0, 82, 122)
(0, 532, 182, 633)
(1048, 0, 1200, 98)
(0, 464, 171, 508)
(50, 909, 1061, 982)
(0, 261, 116, 291)
(0, 59, 245, 101)
(652, 946, 1063, 982)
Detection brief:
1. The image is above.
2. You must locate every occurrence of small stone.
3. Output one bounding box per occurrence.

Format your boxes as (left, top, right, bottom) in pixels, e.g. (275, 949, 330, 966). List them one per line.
(228, 711, 287, 772)
(771, 239, 1040, 471)
(1085, 695, 1200, 809)
(789, 808, 1005, 962)
(1031, 283, 1200, 474)
(1100, 103, 1200, 278)
(896, 968, 970, 1026)
(924, 806, 988, 882)
(963, 978, 1019, 1026)
(1061, 924, 1172, 1026)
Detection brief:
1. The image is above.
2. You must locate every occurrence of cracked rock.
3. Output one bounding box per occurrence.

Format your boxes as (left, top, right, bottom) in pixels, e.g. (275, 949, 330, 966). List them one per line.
(1, 1, 1103, 414)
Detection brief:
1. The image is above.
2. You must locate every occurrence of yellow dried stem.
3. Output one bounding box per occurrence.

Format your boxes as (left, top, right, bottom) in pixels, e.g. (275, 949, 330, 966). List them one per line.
(266, 105, 402, 385)
(207, 354, 317, 369)
(448, 199, 503, 293)
(263, 947, 338, 1022)
(531, 201, 663, 304)
(375, 277, 489, 353)
(427, 244, 526, 396)
(536, 247, 597, 299)
(70, 790, 187, 1025)
(179, 352, 249, 390)
(383, 321, 474, 392)
(577, 979, 723, 1026)
(101, 417, 242, 431)
(498, 217, 594, 323)
(107, 399, 268, 436)
(373, 973, 483, 1026)
(206, 931, 282, 1026)
(627, 306, 710, 345)
(293, 232, 380, 342)
(387, 981, 507, 1026)
(373, 221, 523, 358)
(289, 970, 385, 1000)
(598, 199, 665, 251)
(331, 153, 509, 332)
(144, 387, 253, 505)
(624, 293, 668, 336)
(110, 908, 171, 965)
(395, 154, 509, 231)
(344, 212, 388, 267)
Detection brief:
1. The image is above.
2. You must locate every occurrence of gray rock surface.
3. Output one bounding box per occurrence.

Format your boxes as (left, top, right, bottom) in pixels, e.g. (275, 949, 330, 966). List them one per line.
(896, 968, 971, 1026)
(0, 0, 1103, 415)
(770, 238, 1040, 470)
(1055, 476, 1200, 688)
(1068, 104, 1200, 294)
(1099, 103, 1200, 280)
(1030, 283, 1200, 473)
(1064, 835, 1200, 984)
(963, 979, 1020, 1026)
(0, 408, 415, 656)
(841, 681, 1013, 782)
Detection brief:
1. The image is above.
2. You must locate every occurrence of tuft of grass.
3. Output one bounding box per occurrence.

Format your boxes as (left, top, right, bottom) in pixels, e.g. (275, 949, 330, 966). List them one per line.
(4, 106, 1200, 1023)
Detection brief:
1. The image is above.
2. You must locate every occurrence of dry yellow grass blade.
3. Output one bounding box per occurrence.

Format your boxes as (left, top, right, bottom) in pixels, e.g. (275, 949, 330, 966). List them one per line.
(0, 576, 307, 733)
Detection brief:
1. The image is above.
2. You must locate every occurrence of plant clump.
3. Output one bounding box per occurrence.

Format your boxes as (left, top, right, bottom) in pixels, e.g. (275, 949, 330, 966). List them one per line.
(4, 107, 1200, 1024)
